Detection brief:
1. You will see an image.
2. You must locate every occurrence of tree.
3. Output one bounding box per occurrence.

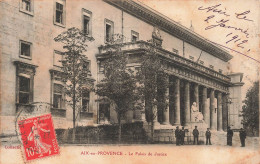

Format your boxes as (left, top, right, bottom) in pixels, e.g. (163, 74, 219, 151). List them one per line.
(136, 40, 169, 142)
(242, 80, 259, 136)
(96, 34, 140, 143)
(54, 27, 94, 129)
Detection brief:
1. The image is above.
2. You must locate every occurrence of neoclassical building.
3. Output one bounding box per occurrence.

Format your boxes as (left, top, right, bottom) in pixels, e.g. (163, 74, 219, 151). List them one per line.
(0, 0, 243, 136)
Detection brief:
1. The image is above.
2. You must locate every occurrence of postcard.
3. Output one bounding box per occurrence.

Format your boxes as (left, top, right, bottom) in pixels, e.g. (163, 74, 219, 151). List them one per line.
(0, 0, 259, 163)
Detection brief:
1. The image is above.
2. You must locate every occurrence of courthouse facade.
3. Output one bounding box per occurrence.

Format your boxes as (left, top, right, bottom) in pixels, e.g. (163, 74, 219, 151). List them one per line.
(0, 0, 244, 136)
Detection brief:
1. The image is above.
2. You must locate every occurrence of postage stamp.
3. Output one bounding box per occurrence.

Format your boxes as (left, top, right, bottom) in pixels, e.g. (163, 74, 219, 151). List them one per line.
(18, 113, 59, 161)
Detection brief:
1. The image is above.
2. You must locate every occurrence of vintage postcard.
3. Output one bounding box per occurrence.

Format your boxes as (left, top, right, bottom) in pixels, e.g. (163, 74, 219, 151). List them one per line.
(0, 0, 259, 163)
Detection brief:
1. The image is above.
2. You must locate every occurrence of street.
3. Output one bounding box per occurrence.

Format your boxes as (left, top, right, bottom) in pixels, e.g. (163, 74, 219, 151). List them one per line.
(1, 141, 259, 164)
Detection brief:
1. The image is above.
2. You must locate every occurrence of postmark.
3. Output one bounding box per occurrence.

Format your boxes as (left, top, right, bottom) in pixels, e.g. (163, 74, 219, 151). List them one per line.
(18, 113, 59, 161)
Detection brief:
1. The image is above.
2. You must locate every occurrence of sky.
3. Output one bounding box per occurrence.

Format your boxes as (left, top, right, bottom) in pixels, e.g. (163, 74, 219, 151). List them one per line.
(139, 0, 260, 100)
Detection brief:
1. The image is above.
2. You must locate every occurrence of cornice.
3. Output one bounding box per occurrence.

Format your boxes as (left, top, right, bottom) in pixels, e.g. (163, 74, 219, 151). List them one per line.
(231, 82, 245, 86)
(13, 60, 38, 69)
(104, 0, 233, 62)
(13, 60, 38, 76)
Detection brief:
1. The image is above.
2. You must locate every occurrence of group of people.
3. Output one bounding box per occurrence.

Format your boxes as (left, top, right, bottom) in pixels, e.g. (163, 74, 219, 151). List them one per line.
(175, 126, 186, 146)
(175, 126, 208, 145)
(227, 126, 247, 147)
(175, 126, 247, 147)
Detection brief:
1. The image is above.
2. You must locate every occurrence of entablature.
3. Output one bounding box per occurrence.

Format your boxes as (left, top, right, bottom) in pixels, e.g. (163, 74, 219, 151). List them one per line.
(97, 41, 231, 93)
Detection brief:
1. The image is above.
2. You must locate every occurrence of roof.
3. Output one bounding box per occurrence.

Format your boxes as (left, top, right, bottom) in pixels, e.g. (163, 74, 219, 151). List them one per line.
(104, 0, 233, 62)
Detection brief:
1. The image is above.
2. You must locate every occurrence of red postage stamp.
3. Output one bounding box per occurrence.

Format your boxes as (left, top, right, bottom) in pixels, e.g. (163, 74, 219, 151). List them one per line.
(18, 113, 59, 161)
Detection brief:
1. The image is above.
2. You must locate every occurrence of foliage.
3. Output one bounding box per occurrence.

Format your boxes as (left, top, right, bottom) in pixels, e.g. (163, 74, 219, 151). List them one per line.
(136, 39, 169, 140)
(54, 27, 94, 128)
(136, 40, 169, 121)
(242, 80, 259, 136)
(96, 34, 140, 142)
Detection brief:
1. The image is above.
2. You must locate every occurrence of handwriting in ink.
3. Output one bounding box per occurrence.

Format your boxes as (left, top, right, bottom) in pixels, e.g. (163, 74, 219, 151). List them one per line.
(235, 10, 253, 22)
(204, 15, 215, 23)
(226, 34, 239, 44)
(205, 19, 250, 38)
(198, 3, 252, 53)
(225, 34, 248, 49)
(198, 4, 230, 17)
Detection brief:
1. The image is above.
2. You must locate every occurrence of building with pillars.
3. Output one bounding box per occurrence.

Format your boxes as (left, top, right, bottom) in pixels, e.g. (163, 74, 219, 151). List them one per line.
(0, 0, 244, 136)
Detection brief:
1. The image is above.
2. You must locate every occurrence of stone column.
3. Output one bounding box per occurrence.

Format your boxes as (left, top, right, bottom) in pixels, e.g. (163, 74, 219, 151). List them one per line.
(184, 81, 190, 126)
(222, 94, 228, 131)
(210, 89, 216, 130)
(202, 87, 209, 127)
(217, 92, 223, 131)
(174, 78, 181, 125)
(162, 76, 170, 125)
(194, 84, 199, 109)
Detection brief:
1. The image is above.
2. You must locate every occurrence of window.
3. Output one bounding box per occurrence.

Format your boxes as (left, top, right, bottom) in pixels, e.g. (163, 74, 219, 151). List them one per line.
(20, 40, 32, 59)
(98, 61, 104, 73)
(54, 0, 65, 26)
(104, 19, 114, 43)
(83, 61, 91, 75)
(53, 51, 63, 67)
(82, 9, 92, 36)
(189, 56, 194, 61)
(219, 69, 223, 74)
(83, 16, 90, 35)
(53, 83, 64, 109)
(199, 60, 204, 65)
(20, 0, 33, 15)
(50, 69, 66, 117)
(99, 103, 110, 122)
(172, 48, 179, 55)
(209, 65, 214, 69)
(106, 24, 112, 42)
(82, 91, 90, 112)
(83, 61, 89, 70)
(131, 30, 139, 42)
(14, 61, 37, 107)
(18, 76, 30, 104)
(80, 60, 91, 76)
(22, 0, 31, 11)
(56, 3, 63, 24)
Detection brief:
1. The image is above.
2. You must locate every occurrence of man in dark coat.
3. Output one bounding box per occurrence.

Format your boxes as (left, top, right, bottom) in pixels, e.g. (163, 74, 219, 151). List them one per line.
(239, 128, 247, 147)
(193, 126, 199, 145)
(227, 126, 233, 146)
(175, 126, 180, 146)
(205, 128, 212, 145)
(180, 126, 185, 145)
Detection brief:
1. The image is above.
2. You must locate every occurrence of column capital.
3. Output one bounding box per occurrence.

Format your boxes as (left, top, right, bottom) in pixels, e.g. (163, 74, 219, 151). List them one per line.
(215, 90, 224, 94)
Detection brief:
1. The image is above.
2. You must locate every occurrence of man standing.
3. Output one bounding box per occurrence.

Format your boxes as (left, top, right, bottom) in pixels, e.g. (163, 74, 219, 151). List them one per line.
(175, 126, 180, 146)
(239, 128, 247, 147)
(227, 126, 233, 146)
(193, 126, 199, 145)
(205, 128, 212, 145)
(180, 126, 185, 145)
